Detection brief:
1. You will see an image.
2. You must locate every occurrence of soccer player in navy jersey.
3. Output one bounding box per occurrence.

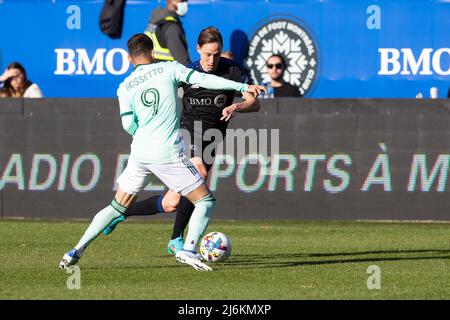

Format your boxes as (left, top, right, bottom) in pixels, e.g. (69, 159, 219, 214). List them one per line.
(59, 33, 265, 272)
(104, 26, 262, 255)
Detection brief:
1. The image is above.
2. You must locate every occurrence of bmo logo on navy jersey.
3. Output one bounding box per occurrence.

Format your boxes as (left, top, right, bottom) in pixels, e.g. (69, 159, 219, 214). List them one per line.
(187, 94, 227, 108)
(214, 94, 227, 108)
(54, 48, 130, 75)
(245, 18, 320, 97)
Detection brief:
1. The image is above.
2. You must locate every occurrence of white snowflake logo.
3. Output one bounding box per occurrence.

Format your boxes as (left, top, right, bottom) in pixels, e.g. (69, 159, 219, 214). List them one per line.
(245, 19, 319, 96)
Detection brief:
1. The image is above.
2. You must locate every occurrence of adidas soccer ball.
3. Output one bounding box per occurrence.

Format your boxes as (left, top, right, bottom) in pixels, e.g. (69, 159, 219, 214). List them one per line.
(199, 231, 231, 262)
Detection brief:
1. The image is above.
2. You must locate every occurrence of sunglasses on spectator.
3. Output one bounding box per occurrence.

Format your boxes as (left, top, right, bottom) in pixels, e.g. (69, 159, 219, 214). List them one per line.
(266, 63, 283, 69)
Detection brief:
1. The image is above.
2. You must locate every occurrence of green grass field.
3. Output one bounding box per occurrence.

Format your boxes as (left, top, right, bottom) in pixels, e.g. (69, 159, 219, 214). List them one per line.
(1, 218, 449, 299)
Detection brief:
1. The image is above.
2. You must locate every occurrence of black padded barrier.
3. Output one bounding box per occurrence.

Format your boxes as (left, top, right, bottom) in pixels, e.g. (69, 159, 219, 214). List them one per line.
(1, 98, 450, 220)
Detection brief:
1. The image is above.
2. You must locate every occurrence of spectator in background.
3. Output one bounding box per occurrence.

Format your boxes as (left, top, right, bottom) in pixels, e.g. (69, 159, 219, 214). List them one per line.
(144, 0, 191, 65)
(266, 54, 301, 97)
(221, 50, 234, 61)
(0, 62, 43, 98)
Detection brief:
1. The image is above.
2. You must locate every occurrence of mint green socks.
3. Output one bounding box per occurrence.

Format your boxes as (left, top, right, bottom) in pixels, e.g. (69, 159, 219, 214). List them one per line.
(74, 199, 126, 256)
(183, 194, 216, 252)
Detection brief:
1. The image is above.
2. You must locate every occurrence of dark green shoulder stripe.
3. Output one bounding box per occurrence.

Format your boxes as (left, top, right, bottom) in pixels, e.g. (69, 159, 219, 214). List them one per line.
(186, 69, 195, 83)
(120, 111, 133, 117)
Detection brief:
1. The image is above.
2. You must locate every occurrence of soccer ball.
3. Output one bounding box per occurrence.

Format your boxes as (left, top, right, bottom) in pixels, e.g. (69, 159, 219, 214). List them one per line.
(199, 231, 231, 262)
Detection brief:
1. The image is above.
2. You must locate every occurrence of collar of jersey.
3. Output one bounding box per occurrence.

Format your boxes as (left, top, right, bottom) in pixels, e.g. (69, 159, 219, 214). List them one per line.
(134, 62, 153, 70)
(190, 60, 220, 75)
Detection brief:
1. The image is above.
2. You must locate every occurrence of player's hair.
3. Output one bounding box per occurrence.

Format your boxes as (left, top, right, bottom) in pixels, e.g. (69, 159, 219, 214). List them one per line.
(267, 54, 287, 69)
(197, 26, 223, 49)
(127, 33, 154, 58)
(0, 62, 32, 97)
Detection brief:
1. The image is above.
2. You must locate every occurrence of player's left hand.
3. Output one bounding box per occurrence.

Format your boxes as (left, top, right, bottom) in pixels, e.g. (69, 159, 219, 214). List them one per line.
(220, 104, 239, 121)
(246, 84, 268, 97)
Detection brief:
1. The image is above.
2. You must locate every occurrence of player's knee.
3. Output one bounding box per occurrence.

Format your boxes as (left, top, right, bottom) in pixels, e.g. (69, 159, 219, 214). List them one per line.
(163, 204, 177, 213)
(162, 197, 179, 213)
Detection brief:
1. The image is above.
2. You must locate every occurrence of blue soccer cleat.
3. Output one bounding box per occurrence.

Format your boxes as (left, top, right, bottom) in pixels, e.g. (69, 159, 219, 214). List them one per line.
(103, 215, 126, 235)
(167, 236, 184, 255)
(59, 248, 80, 270)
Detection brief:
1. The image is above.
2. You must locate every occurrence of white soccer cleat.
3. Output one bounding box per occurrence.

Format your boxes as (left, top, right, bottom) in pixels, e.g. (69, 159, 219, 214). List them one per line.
(176, 250, 212, 271)
(196, 253, 205, 261)
(59, 249, 80, 270)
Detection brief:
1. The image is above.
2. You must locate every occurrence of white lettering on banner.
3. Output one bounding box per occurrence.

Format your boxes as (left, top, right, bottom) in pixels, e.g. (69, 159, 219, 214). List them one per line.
(268, 154, 297, 192)
(378, 48, 450, 75)
(58, 154, 71, 191)
(237, 154, 269, 193)
(105, 48, 130, 75)
(76, 49, 106, 75)
(70, 154, 101, 192)
(299, 154, 326, 192)
(0, 154, 25, 190)
(29, 154, 58, 190)
(209, 155, 235, 192)
(407, 154, 450, 192)
(54, 48, 130, 75)
(433, 48, 450, 75)
(3, 149, 450, 193)
(55, 49, 76, 75)
(324, 154, 352, 194)
(0, 153, 101, 192)
(401, 48, 433, 75)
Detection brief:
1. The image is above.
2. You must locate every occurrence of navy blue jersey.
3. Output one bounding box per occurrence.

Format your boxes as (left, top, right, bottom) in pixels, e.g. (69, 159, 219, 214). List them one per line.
(180, 57, 253, 135)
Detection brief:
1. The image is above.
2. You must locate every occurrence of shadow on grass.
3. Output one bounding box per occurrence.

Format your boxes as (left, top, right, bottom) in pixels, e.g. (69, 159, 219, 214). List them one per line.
(225, 249, 450, 268)
(81, 249, 450, 271)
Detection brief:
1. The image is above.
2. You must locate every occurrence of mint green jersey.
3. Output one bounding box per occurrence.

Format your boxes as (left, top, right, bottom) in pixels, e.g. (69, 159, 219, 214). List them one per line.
(117, 61, 249, 164)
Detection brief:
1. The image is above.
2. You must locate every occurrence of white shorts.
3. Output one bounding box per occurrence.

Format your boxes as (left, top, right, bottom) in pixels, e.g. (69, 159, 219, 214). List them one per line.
(117, 155, 204, 196)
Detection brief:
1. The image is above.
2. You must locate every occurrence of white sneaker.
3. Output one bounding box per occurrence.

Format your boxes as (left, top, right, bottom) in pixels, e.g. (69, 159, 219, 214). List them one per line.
(175, 250, 212, 271)
(59, 249, 80, 270)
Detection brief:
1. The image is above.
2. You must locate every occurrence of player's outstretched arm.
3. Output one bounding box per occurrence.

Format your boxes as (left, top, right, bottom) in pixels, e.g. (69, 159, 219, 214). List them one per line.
(245, 84, 268, 97)
(177, 64, 250, 93)
(238, 92, 262, 113)
(220, 93, 261, 121)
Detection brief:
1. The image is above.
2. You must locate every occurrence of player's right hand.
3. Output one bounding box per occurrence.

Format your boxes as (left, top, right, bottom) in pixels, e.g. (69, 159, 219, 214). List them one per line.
(246, 84, 268, 97)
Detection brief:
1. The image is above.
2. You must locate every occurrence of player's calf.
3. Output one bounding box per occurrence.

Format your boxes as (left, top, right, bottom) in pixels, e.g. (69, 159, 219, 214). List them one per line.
(183, 192, 216, 253)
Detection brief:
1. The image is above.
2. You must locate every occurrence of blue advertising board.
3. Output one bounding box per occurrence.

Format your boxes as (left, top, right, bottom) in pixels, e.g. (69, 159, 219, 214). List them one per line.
(0, 0, 448, 98)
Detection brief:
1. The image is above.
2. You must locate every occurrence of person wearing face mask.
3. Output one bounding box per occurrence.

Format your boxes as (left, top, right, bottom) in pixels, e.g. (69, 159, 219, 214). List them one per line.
(145, 0, 191, 66)
(0, 62, 43, 98)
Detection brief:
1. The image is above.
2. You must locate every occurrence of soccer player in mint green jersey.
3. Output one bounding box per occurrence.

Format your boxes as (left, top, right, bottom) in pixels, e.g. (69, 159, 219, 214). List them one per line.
(59, 33, 266, 272)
